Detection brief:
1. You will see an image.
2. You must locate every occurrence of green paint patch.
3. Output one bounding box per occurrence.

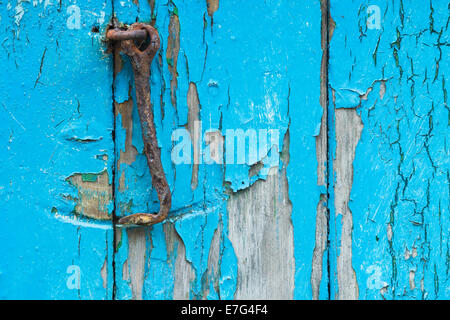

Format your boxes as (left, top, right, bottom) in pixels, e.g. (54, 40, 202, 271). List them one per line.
(116, 237, 123, 251)
(81, 173, 99, 182)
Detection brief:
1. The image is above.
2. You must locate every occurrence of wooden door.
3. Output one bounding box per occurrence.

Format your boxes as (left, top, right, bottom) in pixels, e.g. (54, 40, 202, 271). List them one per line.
(0, 0, 447, 300)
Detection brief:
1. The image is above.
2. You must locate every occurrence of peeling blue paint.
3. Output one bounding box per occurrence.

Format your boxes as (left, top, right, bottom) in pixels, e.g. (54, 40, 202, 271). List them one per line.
(1, 0, 447, 301)
(0, 0, 114, 299)
(329, 0, 449, 300)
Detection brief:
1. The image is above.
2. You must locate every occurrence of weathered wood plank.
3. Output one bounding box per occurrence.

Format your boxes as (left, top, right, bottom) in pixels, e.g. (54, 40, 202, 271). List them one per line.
(328, 0, 449, 299)
(0, 1, 115, 299)
(112, 0, 325, 299)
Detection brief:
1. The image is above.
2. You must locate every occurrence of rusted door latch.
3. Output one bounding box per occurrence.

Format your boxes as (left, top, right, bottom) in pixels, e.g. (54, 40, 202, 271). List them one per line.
(107, 23, 171, 226)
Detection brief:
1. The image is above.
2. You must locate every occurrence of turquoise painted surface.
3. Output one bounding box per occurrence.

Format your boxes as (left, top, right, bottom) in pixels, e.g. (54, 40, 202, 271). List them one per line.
(0, 1, 115, 298)
(329, 0, 449, 299)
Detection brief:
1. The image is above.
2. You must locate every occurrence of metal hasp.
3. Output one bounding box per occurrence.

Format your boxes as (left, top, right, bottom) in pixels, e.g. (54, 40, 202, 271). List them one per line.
(107, 23, 171, 226)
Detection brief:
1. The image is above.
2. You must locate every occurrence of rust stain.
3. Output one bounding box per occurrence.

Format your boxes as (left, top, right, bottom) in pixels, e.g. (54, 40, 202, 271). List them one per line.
(65, 171, 112, 220)
(166, 13, 180, 109)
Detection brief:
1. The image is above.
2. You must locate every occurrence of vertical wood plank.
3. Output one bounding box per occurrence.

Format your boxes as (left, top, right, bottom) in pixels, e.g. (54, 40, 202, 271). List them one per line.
(0, 0, 115, 299)
(329, 0, 449, 299)
(112, 0, 325, 299)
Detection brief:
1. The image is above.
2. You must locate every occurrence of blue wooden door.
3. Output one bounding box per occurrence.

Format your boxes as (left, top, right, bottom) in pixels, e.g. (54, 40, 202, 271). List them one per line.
(0, 0, 447, 300)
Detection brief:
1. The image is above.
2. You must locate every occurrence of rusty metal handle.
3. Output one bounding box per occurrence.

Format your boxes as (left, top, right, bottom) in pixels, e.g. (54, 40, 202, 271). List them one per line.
(108, 23, 171, 226)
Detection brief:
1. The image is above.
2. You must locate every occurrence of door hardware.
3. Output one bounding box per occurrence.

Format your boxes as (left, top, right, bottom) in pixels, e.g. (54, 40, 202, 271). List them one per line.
(107, 23, 171, 226)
